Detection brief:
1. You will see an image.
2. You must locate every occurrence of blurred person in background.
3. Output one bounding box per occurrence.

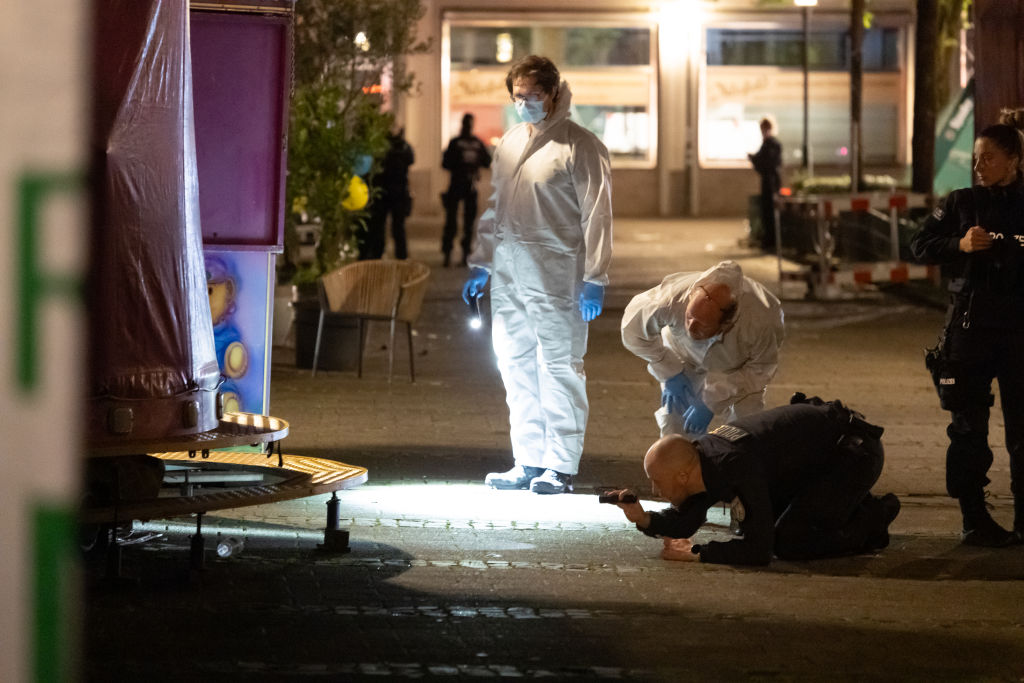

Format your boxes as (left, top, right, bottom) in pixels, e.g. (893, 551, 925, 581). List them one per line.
(441, 113, 491, 267)
(748, 117, 782, 251)
(363, 127, 414, 260)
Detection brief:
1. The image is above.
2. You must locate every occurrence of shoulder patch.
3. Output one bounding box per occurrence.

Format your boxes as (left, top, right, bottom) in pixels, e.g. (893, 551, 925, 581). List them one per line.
(931, 207, 945, 220)
(710, 424, 750, 442)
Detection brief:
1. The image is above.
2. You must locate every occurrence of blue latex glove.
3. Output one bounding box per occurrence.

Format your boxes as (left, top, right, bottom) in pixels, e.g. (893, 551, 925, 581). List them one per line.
(683, 399, 714, 435)
(462, 267, 490, 304)
(661, 372, 693, 416)
(578, 282, 605, 322)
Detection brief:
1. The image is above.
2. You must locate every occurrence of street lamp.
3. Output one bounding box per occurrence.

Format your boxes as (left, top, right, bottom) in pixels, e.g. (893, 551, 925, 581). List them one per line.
(795, 0, 817, 174)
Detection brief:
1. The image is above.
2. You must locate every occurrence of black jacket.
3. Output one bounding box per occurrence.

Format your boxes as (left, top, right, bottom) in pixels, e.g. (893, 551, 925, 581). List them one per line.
(375, 134, 415, 192)
(442, 134, 491, 196)
(645, 403, 856, 565)
(910, 180, 1024, 328)
(749, 136, 782, 194)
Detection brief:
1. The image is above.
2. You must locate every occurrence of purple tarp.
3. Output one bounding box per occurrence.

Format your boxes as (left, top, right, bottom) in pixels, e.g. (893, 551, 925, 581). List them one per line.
(89, 0, 219, 443)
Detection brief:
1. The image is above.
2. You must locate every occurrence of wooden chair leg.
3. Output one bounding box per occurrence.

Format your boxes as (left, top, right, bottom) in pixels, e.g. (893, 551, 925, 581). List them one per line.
(356, 318, 365, 379)
(311, 309, 326, 377)
(388, 317, 397, 382)
(406, 322, 415, 383)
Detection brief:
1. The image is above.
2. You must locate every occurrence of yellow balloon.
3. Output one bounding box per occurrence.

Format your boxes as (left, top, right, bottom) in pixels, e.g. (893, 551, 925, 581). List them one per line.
(341, 175, 368, 211)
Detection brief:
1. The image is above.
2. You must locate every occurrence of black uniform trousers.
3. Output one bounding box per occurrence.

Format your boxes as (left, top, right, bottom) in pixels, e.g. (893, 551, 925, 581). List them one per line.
(441, 187, 478, 260)
(364, 187, 408, 260)
(944, 322, 1024, 527)
(772, 435, 885, 561)
(759, 181, 778, 252)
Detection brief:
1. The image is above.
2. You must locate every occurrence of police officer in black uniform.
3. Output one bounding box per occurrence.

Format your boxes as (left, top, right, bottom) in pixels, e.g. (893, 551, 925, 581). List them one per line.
(364, 128, 415, 260)
(748, 117, 782, 251)
(910, 111, 1024, 547)
(441, 113, 491, 267)
(609, 395, 900, 565)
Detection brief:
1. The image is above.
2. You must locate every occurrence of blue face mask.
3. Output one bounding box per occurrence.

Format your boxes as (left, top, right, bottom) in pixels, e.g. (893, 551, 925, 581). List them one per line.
(514, 97, 547, 124)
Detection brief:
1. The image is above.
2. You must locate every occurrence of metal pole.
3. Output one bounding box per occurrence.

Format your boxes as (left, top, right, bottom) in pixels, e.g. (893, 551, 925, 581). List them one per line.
(850, 0, 864, 193)
(889, 204, 900, 262)
(802, 6, 811, 173)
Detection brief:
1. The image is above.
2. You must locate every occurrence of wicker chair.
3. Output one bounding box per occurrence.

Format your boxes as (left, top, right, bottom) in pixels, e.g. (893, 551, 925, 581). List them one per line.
(312, 260, 431, 381)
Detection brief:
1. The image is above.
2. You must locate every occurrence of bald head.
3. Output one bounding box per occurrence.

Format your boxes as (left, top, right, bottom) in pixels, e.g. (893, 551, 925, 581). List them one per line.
(684, 282, 736, 340)
(644, 435, 699, 477)
(643, 435, 705, 505)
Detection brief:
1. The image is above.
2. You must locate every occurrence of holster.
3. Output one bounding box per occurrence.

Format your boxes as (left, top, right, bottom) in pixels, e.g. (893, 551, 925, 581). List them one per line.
(786, 393, 884, 446)
(788, 392, 885, 445)
(923, 293, 972, 411)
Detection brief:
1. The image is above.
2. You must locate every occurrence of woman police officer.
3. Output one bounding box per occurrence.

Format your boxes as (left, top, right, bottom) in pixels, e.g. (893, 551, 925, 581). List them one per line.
(911, 109, 1024, 547)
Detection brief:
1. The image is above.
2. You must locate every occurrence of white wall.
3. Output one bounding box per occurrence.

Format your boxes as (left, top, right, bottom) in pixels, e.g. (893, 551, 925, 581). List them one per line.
(0, 1, 87, 681)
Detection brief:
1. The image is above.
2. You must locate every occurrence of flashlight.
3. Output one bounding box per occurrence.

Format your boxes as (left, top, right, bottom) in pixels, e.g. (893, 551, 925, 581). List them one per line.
(468, 295, 483, 330)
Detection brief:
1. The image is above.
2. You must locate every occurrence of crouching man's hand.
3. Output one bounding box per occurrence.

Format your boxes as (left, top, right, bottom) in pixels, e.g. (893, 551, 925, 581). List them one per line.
(610, 489, 651, 529)
(661, 537, 700, 562)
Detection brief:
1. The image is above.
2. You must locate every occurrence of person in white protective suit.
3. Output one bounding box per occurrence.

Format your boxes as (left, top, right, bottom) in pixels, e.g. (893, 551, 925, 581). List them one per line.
(462, 55, 613, 495)
(621, 261, 785, 438)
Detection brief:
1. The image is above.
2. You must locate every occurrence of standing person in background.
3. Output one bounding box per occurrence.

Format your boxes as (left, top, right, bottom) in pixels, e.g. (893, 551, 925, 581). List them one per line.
(910, 108, 1024, 547)
(441, 113, 491, 267)
(748, 117, 782, 252)
(461, 55, 613, 495)
(363, 127, 414, 260)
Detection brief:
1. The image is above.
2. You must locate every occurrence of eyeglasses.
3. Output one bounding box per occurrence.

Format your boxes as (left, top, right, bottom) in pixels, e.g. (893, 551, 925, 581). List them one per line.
(696, 285, 729, 313)
(510, 92, 545, 105)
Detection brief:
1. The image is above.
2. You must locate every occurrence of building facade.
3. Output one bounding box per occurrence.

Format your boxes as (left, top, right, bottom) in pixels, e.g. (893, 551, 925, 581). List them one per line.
(400, 0, 917, 217)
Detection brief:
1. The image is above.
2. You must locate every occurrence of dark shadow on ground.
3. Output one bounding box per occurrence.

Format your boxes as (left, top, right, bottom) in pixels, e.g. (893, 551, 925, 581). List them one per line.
(82, 526, 1024, 682)
(761, 537, 1024, 581)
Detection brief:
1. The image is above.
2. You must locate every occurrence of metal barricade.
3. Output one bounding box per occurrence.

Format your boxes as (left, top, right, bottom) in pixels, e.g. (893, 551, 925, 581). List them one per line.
(775, 192, 938, 299)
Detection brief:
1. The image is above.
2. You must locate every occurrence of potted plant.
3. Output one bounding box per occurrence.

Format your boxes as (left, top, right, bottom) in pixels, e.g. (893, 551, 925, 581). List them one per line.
(281, 0, 428, 368)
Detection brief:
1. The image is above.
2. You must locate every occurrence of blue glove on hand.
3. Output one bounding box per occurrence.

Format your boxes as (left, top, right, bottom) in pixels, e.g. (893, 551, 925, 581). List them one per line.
(462, 267, 490, 304)
(683, 399, 713, 435)
(661, 372, 694, 416)
(579, 282, 605, 322)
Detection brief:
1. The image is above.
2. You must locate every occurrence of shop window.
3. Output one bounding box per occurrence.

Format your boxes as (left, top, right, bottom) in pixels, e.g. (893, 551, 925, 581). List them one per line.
(446, 18, 657, 167)
(701, 26, 903, 167)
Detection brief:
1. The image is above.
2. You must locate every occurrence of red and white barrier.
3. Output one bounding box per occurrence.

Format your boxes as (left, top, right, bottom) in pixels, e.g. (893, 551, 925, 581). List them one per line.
(776, 192, 933, 297)
(780, 262, 939, 286)
(816, 193, 929, 218)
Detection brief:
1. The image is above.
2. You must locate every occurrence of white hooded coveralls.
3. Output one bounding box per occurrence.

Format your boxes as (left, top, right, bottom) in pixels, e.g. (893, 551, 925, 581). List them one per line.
(620, 261, 784, 437)
(468, 81, 613, 475)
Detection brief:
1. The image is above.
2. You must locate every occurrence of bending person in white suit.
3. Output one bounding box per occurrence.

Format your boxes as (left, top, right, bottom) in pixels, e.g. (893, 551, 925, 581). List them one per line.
(621, 261, 784, 438)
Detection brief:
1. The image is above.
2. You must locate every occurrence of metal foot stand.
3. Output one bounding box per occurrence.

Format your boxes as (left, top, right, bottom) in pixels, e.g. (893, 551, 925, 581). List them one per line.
(317, 492, 350, 553)
(104, 526, 123, 580)
(103, 467, 125, 582)
(96, 468, 138, 588)
(190, 512, 207, 571)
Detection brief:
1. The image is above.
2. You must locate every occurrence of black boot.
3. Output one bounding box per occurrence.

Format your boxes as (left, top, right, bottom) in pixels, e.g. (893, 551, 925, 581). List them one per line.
(442, 251, 451, 268)
(864, 493, 901, 552)
(959, 492, 1015, 547)
(1014, 498, 1024, 544)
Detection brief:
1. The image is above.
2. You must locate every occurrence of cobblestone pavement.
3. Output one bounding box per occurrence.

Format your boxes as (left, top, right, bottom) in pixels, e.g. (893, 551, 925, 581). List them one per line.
(84, 218, 1024, 682)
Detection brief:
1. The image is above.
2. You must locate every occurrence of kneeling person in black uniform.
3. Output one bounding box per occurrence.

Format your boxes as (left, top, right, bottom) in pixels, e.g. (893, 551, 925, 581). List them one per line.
(610, 396, 900, 565)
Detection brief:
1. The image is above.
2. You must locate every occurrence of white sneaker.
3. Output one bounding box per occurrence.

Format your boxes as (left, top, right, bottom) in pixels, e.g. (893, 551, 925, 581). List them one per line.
(485, 465, 543, 490)
(529, 469, 573, 495)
